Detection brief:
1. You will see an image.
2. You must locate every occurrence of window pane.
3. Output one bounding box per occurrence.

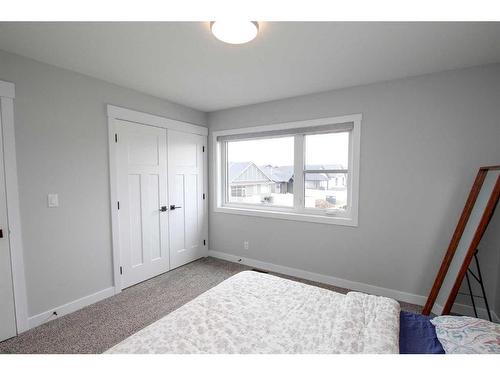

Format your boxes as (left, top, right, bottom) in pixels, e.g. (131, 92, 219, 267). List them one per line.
(226, 137, 294, 207)
(305, 132, 349, 170)
(305, 172, 348, 211)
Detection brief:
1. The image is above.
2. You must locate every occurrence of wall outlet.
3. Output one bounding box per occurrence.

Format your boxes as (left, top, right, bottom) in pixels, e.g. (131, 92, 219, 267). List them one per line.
(47, 193, 59, 208)
(243, 241, 249, 250)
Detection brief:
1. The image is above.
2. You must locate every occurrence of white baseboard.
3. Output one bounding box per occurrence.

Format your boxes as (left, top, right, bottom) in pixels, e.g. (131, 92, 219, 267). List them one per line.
(28, 287, 116, 329)
(208, 249, 428, 307)
(25, 253, 499, 332)
(209, 250, 500, 321)
(433, 301, 500, 323)
(452, 303, 500, 323)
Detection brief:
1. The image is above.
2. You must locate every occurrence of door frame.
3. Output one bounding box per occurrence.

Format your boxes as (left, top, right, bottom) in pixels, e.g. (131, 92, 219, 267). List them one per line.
(107, 105, 208, 293)
(0, 80, 29, 334)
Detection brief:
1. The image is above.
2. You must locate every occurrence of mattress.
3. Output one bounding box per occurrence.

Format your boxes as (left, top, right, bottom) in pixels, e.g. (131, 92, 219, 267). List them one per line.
(107, 271, 400, 354)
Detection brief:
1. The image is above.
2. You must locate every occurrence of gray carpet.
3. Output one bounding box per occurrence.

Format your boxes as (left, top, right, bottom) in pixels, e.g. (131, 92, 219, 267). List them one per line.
(0, 257, 422, 354)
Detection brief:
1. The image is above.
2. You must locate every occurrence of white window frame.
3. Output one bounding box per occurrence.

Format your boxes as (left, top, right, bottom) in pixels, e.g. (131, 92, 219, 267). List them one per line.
(212, 114, 361, 226)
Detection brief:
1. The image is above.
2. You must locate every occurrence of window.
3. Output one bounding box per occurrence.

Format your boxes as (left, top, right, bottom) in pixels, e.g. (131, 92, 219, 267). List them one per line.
(304, 132, 349, 212)
(231, 185, 247, 197)
(213, 114, 361, 226)
(226, 137, 294, 207)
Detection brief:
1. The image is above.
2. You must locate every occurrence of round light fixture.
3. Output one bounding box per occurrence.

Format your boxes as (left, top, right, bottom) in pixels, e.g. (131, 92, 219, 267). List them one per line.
(210, 21, 259, 45)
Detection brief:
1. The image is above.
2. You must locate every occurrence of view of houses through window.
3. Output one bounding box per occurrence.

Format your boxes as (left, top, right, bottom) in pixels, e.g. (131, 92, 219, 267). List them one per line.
(226, 132, 349, 211)
(227, 136, 294, 207)
(304, 132, 349, 210)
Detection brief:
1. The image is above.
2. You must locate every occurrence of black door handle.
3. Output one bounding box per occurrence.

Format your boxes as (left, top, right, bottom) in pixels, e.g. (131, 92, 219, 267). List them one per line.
(160, 206, 167, 212)
(170, 205, 182, 210)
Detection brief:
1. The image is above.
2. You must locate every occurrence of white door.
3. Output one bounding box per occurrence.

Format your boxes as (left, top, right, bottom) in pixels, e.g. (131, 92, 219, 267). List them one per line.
(168, 130, 207, 269)
(116, 120, 170, 288)
(0, 112, 17, 342)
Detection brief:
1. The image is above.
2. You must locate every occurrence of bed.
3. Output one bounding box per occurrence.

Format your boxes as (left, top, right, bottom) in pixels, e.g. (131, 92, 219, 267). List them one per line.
(107, 270, 499, 354)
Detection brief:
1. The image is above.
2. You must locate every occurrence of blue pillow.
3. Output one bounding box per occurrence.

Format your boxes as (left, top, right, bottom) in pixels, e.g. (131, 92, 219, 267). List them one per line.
(399, 311, 445, 354)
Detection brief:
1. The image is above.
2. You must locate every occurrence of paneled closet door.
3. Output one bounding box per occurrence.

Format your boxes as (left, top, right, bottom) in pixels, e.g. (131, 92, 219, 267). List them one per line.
(116, 120, 170, 288)
(0, 109, 17, 342)
(168, 130, 207, 269)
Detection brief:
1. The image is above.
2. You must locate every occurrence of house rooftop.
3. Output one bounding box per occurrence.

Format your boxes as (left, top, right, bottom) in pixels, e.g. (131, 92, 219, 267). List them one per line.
(229, 162, 345, 183)
(261, 165, 294, 183)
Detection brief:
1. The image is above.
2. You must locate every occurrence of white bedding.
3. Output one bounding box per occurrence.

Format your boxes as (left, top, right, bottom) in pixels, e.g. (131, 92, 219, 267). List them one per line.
(107, 271, 400, 354)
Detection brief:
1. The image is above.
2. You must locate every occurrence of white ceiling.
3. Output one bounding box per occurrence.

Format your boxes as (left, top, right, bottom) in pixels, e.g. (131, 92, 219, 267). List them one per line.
(1, 22, 500, 112)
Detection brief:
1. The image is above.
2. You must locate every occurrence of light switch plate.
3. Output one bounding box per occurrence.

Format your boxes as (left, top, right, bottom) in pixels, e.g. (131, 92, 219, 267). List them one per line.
(47, 193, 59, 208)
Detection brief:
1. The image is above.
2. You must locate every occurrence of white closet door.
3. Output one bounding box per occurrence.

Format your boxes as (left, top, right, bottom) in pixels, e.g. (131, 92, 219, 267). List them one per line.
(168, 130, 207, 269)
(0, 112, 17, 341)
(117, 120, 169, 288)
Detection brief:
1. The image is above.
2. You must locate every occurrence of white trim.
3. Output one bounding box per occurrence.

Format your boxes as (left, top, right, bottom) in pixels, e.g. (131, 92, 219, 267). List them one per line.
(27, 287, 115, 329)
(202, 137, 209, 256)
(450, 303, 500, 323)
(107, 118, 122, 294)
(213, 205, 358, 226)
(212, 114, 361, 227)
(107, 105, 208, 294)
(349, 114, 361, 226)
(208, 249, 427, 307)
(0, 81, 29, 334)
(212, 114, 361, 138)
(209, 250, 500, 320)
(0, 80, 15, 99)
(432, 301, 500, 323)
(293, 135, 305, 211)
(107, 105, 208, 136)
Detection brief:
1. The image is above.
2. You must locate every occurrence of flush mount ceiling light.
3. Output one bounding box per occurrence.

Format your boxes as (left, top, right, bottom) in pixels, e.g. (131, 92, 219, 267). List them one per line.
(210, 21, 259, 44)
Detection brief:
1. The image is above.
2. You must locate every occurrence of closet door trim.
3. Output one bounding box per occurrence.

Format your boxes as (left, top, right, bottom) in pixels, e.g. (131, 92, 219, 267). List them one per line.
(0, 80, 29, 334)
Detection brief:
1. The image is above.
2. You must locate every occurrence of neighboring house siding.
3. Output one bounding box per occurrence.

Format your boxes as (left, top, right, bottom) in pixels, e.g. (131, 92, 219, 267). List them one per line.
(233, 164, 270, 185)
(229, 162, 345, 195)
(305, 180, 326, 190)
(274, 180, 293, 194)
(229, 162, 274, 199)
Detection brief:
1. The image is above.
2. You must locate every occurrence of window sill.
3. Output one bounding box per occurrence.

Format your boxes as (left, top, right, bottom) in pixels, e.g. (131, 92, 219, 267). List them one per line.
(214, 205, 358, 226)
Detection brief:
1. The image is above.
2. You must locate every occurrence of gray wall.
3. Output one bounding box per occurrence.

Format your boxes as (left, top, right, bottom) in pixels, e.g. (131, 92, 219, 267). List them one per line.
(455, 189, 500, 319)
(208, 64, 500, 306)
(476, 210, 500, 321)
(497, 228, 500, 314)
(2, 46, 499, 319)
(0, 50, 207, 316)
(478, 210, 500, 317)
